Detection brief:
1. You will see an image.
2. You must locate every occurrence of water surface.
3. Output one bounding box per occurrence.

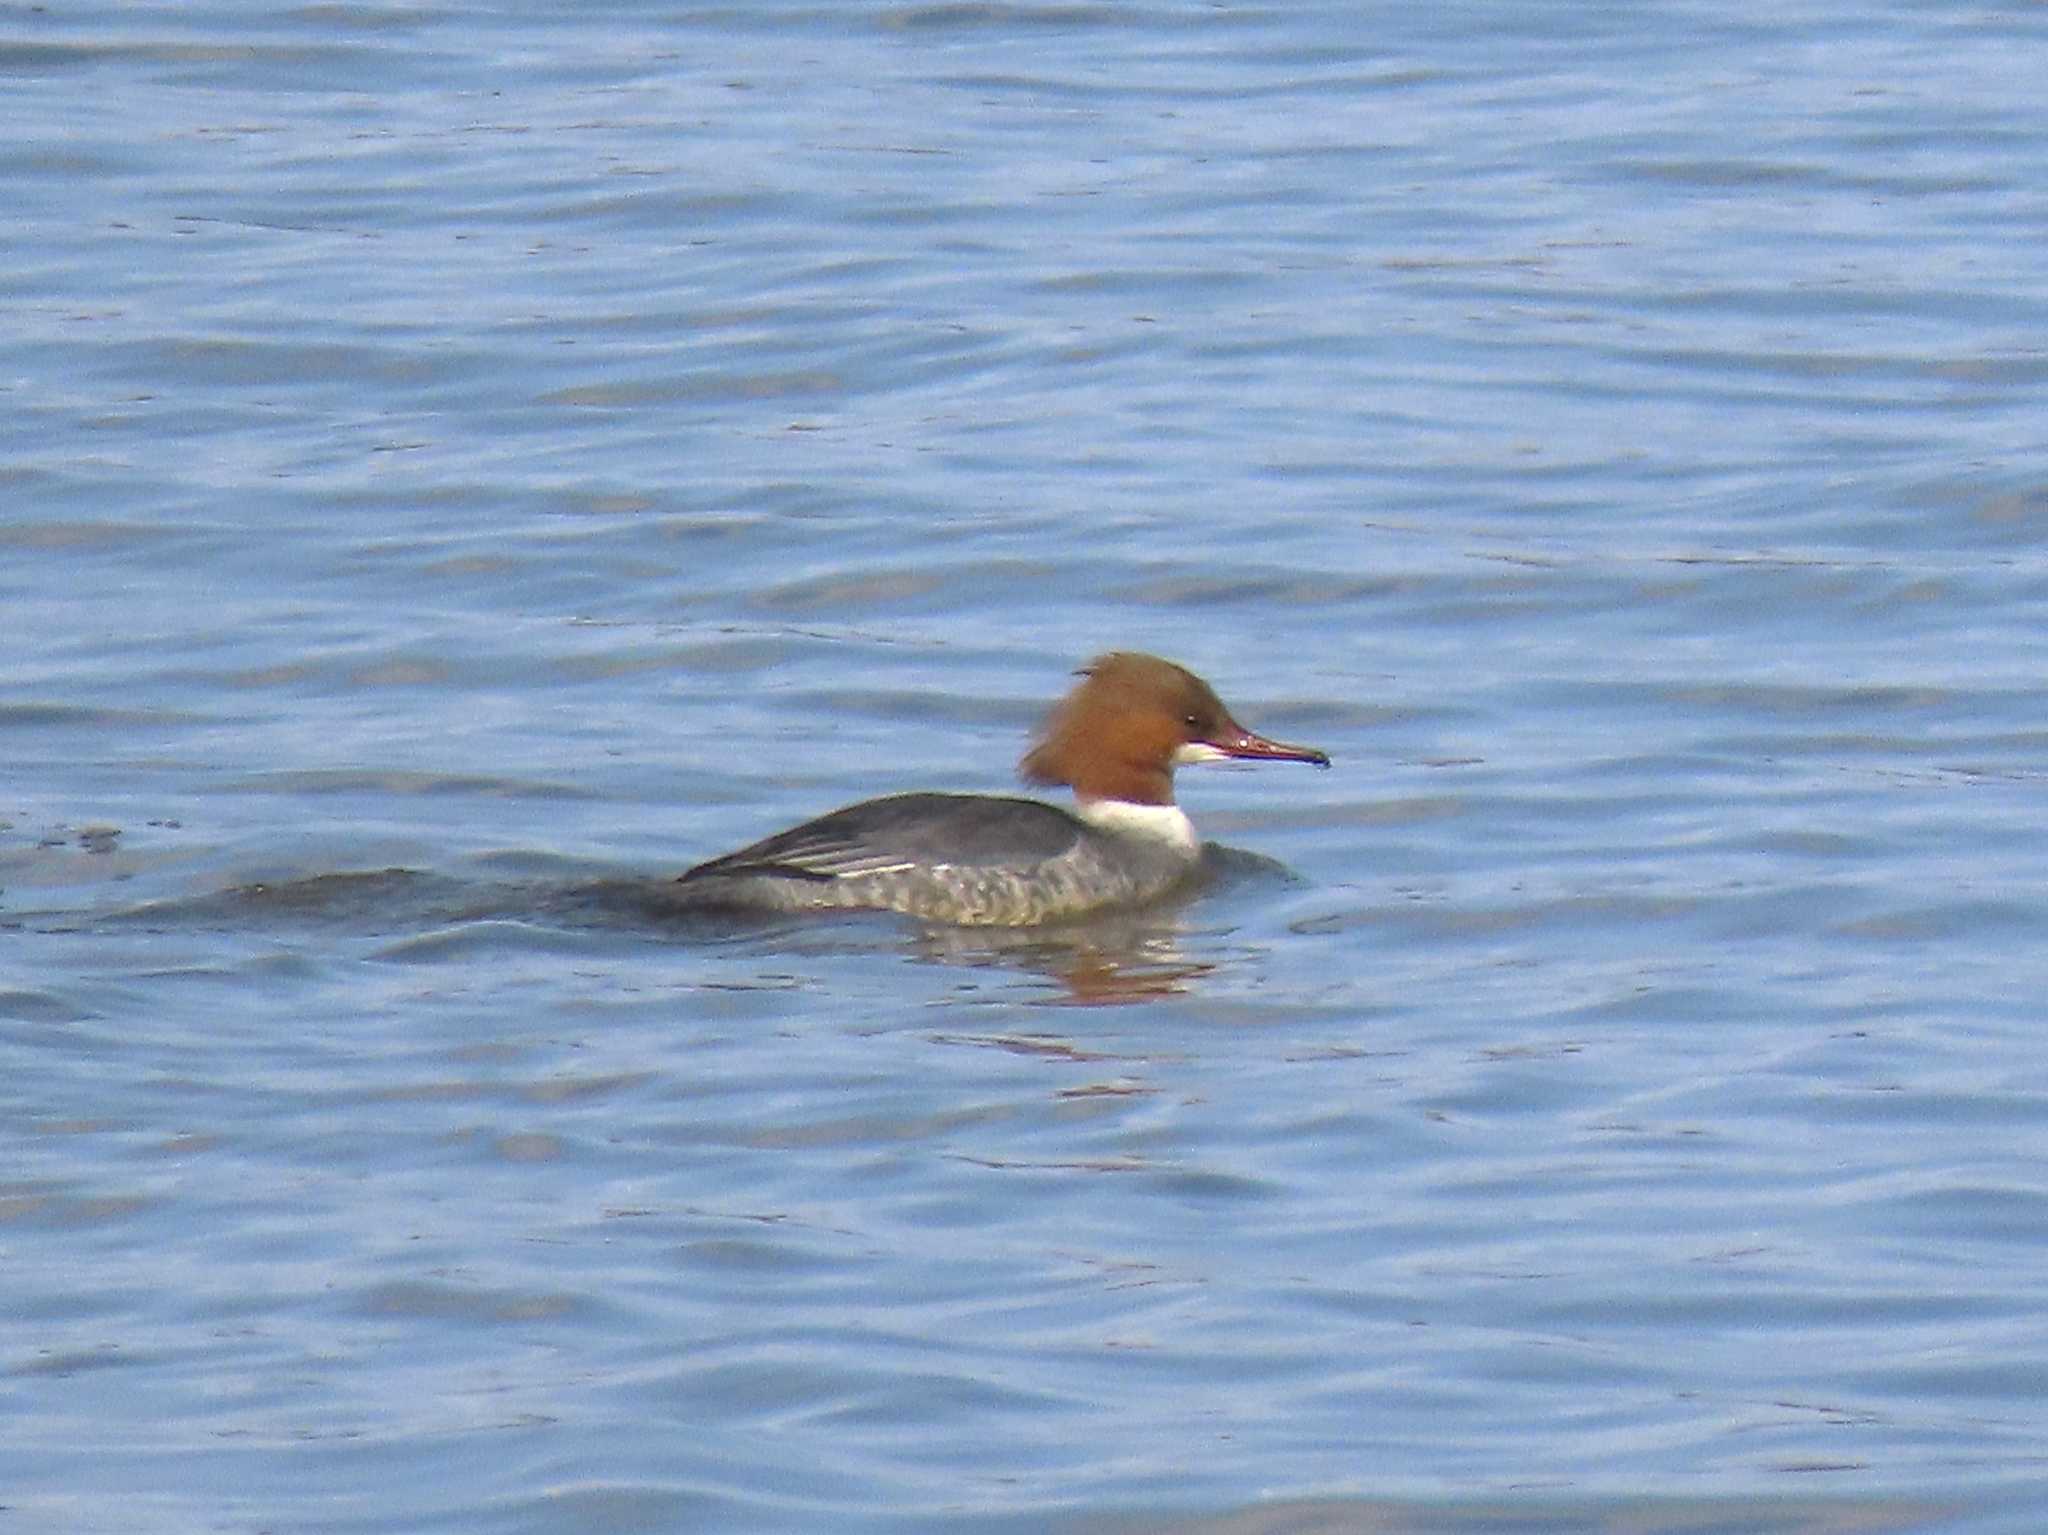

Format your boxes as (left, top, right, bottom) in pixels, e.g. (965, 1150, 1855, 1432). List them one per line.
(6, 1, 2048, 1531)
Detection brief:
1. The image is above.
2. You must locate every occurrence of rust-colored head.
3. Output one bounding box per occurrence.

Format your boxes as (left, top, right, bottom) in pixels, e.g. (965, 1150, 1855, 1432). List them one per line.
(1018, 652, 1329, 806)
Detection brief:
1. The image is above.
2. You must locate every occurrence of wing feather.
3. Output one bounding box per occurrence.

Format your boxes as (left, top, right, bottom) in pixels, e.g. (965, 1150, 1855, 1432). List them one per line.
(679, 793, 1087, 886)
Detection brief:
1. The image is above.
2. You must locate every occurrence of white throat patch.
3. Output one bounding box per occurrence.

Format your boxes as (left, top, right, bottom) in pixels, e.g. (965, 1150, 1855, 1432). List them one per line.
(1074, 797, 1199, 854)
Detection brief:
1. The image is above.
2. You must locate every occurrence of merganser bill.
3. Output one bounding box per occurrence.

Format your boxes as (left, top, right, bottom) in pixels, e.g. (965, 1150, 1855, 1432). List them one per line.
(672, 652, 1330, 926)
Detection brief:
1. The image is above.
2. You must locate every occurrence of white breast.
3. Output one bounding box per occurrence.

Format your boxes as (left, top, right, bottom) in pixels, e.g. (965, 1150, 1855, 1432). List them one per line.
(1072, 797, 1200, 857)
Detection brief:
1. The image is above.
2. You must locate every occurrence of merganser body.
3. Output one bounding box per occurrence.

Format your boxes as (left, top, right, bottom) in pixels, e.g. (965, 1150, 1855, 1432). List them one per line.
(673, 652, 1330, 926)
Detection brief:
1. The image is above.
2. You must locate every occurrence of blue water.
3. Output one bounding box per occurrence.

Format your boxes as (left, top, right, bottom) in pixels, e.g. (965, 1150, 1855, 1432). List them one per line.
(6, 2, 2048, 1531)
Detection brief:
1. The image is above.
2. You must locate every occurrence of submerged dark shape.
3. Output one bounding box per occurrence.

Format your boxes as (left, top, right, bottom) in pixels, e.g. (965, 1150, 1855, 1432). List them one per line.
(670, 652, 1329, 928)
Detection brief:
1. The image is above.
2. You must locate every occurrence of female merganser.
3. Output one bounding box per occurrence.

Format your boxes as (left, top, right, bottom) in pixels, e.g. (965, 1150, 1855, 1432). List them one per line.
(672, 652, 1329, 926)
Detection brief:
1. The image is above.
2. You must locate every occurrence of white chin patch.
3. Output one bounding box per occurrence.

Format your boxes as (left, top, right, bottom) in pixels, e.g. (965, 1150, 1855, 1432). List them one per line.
(1172, 741, 1232, 767)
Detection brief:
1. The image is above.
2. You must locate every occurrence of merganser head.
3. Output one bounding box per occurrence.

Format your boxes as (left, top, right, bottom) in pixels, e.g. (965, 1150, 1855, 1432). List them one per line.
(1019, 652, 1330, 807)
